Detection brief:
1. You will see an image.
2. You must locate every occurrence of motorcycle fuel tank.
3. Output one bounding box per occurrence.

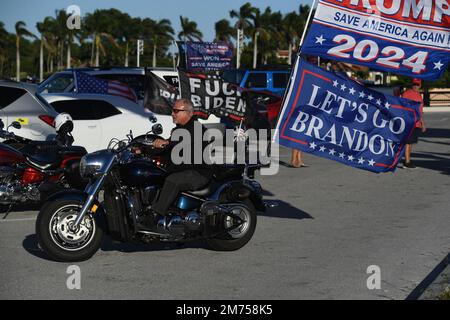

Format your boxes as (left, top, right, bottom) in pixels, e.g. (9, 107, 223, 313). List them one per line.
(119, 160, 167, 188)
(0, 143, 25, 164)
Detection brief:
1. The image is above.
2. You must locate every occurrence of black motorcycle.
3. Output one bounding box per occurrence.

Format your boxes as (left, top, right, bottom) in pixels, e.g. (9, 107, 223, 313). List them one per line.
(36, 121, 269, 262)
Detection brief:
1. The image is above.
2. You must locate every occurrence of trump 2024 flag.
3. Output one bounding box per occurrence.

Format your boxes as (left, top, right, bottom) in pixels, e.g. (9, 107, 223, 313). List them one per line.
(301, 0, 450, 80)
(274, 59, 420, 173)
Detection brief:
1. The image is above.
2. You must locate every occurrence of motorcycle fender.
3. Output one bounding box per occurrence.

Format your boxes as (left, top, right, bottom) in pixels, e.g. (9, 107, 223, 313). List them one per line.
(223, 182, 266, 213)
(248, 190, 266, 213)
(45, 189, 88, 204)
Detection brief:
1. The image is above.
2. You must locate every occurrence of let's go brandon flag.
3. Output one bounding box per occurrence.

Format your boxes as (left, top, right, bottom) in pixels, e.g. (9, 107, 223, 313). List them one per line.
(301, 0, 450, 80)
(274, 59, 420, 173)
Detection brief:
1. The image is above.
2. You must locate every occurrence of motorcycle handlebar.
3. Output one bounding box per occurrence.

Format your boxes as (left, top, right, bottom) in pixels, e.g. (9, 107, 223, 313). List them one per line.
(0, 130, 16, 140)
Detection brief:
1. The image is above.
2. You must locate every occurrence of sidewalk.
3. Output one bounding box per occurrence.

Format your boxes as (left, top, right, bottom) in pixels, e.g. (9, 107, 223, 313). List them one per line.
(424, 106, 450, 113)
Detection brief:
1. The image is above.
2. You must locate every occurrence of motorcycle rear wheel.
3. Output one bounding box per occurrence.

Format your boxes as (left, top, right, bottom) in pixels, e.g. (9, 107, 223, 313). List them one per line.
(36, 199, 103, 262)
(206, 200, 257, 251)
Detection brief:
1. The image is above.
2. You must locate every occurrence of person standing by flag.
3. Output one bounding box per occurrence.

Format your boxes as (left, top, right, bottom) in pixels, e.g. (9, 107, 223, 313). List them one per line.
(401, 79, 427, 169)
(290, 149, 308, 168)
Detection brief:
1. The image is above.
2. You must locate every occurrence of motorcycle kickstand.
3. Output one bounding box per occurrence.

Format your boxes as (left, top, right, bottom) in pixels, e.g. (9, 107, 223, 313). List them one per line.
(2, 204, 14, 220)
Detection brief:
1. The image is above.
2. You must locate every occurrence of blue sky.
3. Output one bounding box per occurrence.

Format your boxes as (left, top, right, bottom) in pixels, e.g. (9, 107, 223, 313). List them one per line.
(0, 0, 310, 41)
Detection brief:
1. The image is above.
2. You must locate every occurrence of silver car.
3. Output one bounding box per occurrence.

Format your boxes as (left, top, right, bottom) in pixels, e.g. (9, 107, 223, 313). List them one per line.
(0, 81, 58, 142)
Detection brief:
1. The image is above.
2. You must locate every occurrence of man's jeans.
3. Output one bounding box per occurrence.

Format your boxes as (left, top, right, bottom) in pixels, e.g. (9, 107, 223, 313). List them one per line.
(152, 170, 210, 216)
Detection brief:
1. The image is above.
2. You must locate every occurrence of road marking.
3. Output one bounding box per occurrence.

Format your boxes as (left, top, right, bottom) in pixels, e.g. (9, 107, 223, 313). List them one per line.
(0, 218, 37, 222)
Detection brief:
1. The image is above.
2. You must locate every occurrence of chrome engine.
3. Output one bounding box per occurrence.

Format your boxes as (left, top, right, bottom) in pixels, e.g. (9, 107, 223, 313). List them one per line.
(156, 212, 202, 236)
(0, 166, 40, 204)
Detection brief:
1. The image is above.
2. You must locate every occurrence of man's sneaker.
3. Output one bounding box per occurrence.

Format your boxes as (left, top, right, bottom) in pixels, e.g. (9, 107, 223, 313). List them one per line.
(404, 162, 417, 169)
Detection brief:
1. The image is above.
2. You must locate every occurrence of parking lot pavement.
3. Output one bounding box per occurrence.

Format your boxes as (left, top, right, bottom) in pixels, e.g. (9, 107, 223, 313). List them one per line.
(0, 111, 449, 300)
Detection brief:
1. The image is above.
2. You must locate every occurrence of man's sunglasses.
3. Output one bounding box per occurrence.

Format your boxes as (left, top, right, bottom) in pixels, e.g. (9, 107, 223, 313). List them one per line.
(172, 109, 189, 114)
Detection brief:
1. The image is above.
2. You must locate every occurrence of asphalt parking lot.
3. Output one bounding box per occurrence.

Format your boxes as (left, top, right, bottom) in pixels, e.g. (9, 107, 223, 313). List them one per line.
(0, 110, 449, 300)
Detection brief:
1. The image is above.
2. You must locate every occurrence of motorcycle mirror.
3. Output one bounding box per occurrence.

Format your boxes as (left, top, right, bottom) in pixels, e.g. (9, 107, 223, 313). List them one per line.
(11, 121, 21, 129)
(149, 115, 158, 124)
(152, 124, 163, 135)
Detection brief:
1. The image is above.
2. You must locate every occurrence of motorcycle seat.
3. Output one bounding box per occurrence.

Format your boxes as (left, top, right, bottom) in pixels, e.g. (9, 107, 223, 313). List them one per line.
(26, 152, 62, 170)
(185, 181, 219, 198)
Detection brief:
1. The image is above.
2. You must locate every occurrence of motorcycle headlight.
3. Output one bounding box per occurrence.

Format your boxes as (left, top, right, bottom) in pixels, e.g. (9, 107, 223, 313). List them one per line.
(79, 153, 106, 178)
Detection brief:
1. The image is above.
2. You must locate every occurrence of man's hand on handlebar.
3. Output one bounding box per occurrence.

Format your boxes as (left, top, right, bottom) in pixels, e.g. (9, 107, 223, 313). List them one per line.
(131, 147, 142, 155)
(153, 139, 169, 149)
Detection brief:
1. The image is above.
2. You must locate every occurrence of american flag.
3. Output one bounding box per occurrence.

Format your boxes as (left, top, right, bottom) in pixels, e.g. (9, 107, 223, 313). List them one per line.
(73, 71, 137, 103)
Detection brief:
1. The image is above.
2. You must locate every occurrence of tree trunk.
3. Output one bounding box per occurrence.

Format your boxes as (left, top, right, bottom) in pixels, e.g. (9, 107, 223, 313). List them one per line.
(287, 38, 293, 66)
(67, 37, 71, 69)
(57, 41, 60, 70)
(253, 32, 258, 69)
(16, 36, 20, 82)
(236, 29, 243, 69)
(40, 36, 44, 82)
(125, 42, 129, 67)
(60, 41, 64, 69)
(90, 34, 95, 66)
(0, 56, 4, 78)
(153, 42, 157, 68)
(95, 35, 100, 67)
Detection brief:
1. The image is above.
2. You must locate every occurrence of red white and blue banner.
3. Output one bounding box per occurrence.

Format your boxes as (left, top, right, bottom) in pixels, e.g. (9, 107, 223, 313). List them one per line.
(185, 42, 233, 72)
(274, 59, 421, 173)
(302, 0, 450, 80)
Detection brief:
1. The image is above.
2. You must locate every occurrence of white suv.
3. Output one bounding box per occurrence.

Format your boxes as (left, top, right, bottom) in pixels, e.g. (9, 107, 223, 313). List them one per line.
(43, 93, 174, 153)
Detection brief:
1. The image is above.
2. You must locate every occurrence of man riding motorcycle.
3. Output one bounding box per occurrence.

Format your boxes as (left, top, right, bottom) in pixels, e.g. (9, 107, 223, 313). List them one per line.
(138, 98, 213, 230)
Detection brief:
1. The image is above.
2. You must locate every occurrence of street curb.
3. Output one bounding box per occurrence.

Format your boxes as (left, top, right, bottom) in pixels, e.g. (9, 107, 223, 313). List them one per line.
(406, 253, 450, 300)
(424, 107, 450, 113)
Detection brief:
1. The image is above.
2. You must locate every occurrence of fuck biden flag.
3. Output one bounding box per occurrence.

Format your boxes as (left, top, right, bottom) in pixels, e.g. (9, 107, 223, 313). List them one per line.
(274, 59, 420, 173)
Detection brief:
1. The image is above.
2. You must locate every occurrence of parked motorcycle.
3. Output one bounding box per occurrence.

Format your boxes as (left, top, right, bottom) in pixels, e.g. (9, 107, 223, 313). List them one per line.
(0, 117, 87, 208)
(36, 120, 268, 262)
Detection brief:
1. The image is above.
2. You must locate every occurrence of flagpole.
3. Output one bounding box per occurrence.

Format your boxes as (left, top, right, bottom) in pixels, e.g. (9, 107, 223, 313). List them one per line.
(273, 0, 317, 143)
(298, 0, 318, 53)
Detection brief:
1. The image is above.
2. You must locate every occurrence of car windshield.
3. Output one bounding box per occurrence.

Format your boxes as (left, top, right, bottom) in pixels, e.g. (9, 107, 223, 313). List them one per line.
(222, 70, 246, 85)
(38, 73, 74, 94)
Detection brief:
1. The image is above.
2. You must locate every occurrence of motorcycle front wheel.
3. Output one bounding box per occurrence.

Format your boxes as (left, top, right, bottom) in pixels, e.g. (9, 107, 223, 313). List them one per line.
(36, 199, 103, 262)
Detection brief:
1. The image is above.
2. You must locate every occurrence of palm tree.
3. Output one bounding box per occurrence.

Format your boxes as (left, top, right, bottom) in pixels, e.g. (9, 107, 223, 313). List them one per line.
(0, 22, 10, 78)
(37, 17, 58, 81)
(249, 8, 272, 69)
(298, 4, 311, 47)
(15, 21, 35, 81)
(151, 19, 174, 67)
(178, 16, 203, 42)
(118, 15, 140, 67)
(282, 12, 301, 65)
(52, 10, 69, 70)
(214, 19, 234, 43)
(84, 10, 120, 67)
(230, 2, 255, 68)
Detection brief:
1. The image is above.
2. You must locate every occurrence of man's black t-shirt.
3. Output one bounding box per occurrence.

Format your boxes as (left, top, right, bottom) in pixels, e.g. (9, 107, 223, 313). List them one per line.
(164, 118, 213, 178)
